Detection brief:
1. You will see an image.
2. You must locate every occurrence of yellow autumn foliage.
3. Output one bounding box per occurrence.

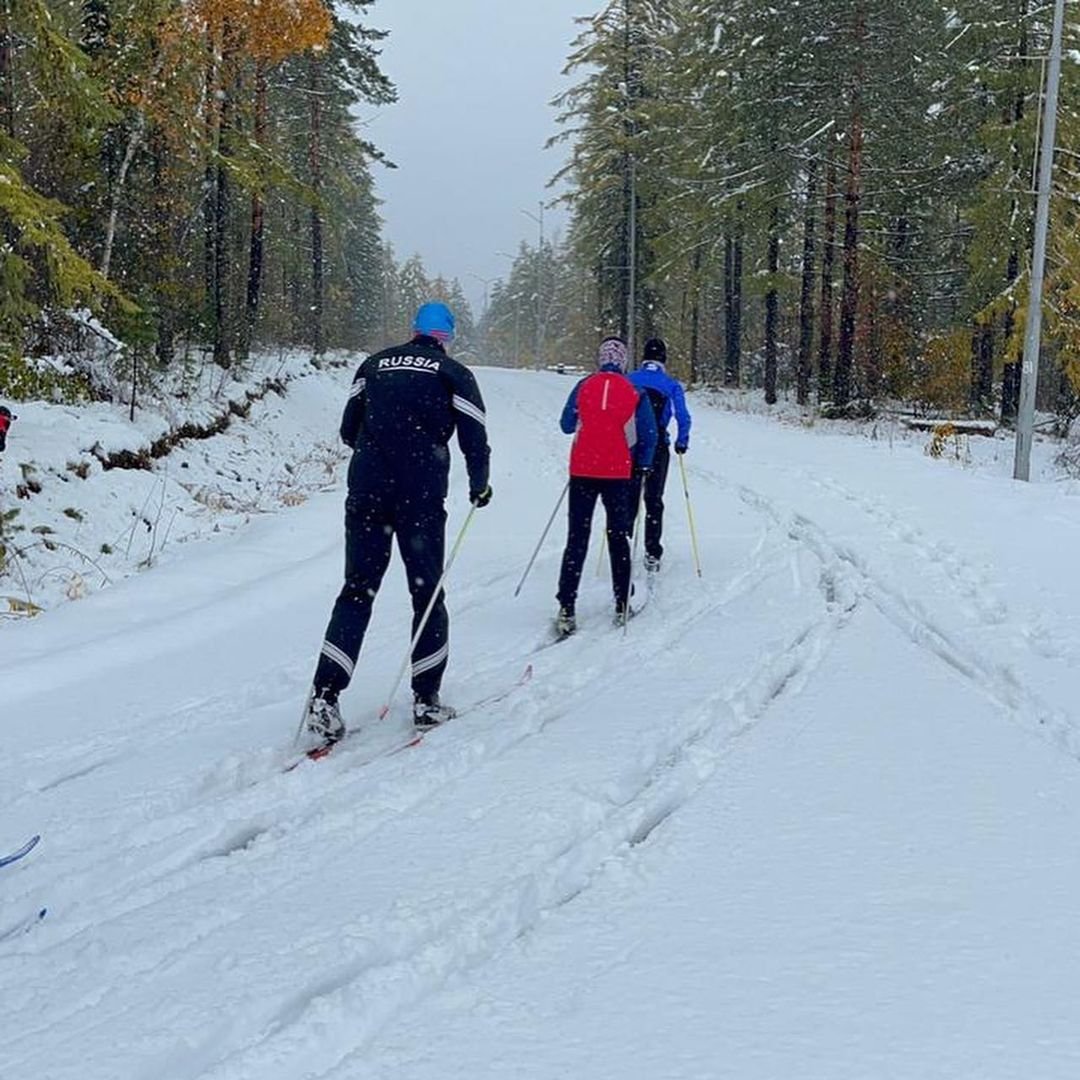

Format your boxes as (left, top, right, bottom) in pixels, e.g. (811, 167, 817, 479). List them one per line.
(919, 329, 970, 413)
(181, 0, 332, 63)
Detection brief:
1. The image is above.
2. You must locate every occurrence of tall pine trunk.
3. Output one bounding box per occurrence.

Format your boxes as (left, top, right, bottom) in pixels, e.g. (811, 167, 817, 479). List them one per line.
(723, 232, 734, 383)
(818, 157, 837, 400)
(724, 220, 743, 386)
(212, 72, 232, 368)
(203, 37, 217, 356)
(1000, 8, 1028, 422)
(764, 201, 779, 405)
(689, 246, 701, 383)
(308, 53, 325, 360)
(242, 58, 269, 361)
(834, 3, 866, 409)
(1001, 251, 1022, 422)
(971, 322, 994, 414)
(151, 126, 175, 366)
(796, 157, 818, 406)
(99, 113, 146, 280)
(287, 205, 303, 341)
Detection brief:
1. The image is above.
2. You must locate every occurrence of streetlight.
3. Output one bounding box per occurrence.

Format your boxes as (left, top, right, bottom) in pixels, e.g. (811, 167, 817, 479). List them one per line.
(464, 271, 492, 317)
(465, 271, 493, 357)
(521, 202, 545, 371)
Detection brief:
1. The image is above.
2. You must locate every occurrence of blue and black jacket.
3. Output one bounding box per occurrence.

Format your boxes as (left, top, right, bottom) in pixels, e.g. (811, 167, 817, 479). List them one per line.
(628, 361, 692, 450)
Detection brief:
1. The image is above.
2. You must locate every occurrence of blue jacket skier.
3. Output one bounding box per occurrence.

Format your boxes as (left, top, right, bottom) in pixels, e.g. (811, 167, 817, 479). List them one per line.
(304, 302, 492, 746)
(628, 337, 691, 571)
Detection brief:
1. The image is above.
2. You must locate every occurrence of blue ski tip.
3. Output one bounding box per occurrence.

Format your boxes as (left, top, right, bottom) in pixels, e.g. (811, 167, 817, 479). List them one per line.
(0, 835, 41, 869)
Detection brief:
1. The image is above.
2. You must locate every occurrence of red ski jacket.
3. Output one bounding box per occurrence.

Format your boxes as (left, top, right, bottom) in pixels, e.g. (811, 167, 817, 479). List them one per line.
(559, 367, 658, 479)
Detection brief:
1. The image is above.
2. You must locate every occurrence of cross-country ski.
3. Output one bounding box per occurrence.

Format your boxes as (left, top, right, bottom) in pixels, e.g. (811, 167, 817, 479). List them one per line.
(0, 835, 40, 870)
(288, 664, 534, 770)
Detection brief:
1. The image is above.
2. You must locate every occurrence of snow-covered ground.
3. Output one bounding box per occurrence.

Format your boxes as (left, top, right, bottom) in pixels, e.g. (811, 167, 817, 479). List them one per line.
(0, 351, 354, 613)
(2, 367, 1080, 1079)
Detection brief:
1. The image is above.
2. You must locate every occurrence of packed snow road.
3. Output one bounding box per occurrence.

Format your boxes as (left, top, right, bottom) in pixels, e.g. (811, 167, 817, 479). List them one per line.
(2, 368, 1080, 1079)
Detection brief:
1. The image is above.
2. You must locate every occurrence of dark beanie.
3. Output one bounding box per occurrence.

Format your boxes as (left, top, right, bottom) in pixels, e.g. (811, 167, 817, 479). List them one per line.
(643, 337, 667, 364)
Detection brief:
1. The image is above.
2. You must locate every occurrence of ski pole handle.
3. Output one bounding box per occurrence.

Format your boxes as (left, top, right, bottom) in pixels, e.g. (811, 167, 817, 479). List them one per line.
(514, 479, 569, 598)
(379, 504, 478, 719)
(678, 454, 703, 578)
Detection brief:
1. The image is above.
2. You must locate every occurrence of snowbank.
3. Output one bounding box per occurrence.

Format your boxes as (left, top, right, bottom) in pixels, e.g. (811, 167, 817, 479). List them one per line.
(0, 350, 357, 614)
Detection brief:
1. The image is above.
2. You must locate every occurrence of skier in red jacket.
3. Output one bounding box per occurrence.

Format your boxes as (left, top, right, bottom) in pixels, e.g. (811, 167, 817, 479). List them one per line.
(555, 337, 658, 634)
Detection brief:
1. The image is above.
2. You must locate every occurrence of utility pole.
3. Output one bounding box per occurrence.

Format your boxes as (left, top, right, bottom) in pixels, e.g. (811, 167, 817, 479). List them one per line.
(622, 0, 638, 364)
(1014, 0, 1065, 482)
(465, 271, 493, 356)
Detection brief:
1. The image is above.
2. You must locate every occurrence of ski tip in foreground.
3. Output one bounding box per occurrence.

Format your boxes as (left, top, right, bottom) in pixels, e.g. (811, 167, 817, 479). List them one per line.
(0, 834, 41, 870)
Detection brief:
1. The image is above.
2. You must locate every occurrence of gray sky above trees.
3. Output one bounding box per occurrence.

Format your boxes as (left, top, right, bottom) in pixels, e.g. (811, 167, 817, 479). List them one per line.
(363, 0, 586, 319)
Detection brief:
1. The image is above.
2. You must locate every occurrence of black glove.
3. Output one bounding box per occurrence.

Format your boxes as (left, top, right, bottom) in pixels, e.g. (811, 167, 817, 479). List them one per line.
(633, 465, 652, 479)
(674, 443, 688, 455)
(470, 483, 493, 508)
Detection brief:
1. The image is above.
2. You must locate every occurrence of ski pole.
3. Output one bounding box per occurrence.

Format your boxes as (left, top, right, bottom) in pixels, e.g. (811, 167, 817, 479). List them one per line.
(378, 505, 478, 720)
(513, 479, 569, 598)
(631, 473, 644, 564)
(678, 454, 703, 578)
(624, 480, 645, 635)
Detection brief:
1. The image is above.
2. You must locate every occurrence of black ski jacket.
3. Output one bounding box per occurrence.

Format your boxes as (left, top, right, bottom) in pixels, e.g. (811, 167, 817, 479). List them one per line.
(340, 335, 490, 502)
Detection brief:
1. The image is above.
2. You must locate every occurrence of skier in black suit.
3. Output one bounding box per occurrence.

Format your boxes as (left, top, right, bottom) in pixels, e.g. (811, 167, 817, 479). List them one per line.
(303, 301, 492, 746)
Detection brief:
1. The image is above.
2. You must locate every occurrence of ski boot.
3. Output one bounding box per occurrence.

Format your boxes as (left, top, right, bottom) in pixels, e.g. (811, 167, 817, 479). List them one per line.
(413, 693, 457, 732)
(613, 590, 639, 627)
(643, 553, 661, 574)
(555, 606, 577, 639)
(304, 692, 345, 747)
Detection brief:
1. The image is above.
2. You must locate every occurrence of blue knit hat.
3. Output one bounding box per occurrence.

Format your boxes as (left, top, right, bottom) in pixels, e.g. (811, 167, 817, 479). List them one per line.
(413, 301, 455, 342)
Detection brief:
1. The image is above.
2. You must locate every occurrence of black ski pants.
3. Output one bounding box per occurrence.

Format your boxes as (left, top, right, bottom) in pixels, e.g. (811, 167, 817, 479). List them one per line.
(556, 476, 635, 612)
(314, 487, 448, 703)
(633, 441, 670, 561)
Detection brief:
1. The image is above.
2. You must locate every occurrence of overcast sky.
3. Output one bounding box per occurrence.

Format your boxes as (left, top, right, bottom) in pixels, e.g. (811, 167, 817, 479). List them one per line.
(362, 1, 588, 317)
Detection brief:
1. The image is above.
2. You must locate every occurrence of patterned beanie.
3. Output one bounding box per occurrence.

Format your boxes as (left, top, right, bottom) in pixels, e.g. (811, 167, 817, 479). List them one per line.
(596, 337, 628, 371)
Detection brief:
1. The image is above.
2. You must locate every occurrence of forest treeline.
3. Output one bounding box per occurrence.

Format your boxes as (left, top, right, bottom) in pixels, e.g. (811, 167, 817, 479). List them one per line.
(0, 0, 484, 401)
(481, 0, 1080, 426)
(6, 1, 1080, 429)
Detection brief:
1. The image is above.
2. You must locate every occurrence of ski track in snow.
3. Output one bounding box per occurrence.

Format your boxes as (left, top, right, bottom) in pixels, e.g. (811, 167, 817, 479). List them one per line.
(707, 458, 1080, 762)
(2, 369, 1079, 1079)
